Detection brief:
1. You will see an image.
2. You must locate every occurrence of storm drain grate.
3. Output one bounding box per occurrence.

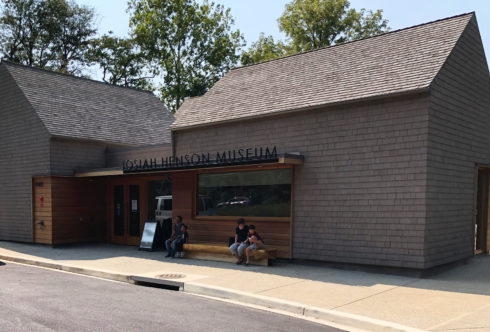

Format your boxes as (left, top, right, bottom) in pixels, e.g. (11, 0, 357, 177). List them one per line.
(156, 273, 186, 279)
(131, 275, 183, 291)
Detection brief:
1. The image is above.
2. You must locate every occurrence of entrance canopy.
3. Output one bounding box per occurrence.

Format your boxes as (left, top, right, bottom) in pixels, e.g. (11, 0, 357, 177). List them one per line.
(75, 153, 304, 177)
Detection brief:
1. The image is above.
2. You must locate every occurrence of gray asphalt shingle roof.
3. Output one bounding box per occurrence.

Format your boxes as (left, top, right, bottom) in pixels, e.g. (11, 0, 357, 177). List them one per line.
(3, 62, 174, 145)
(173, 13, 474, 130)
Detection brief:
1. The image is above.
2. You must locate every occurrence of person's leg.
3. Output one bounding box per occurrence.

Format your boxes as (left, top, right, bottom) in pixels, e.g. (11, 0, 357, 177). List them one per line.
(245, 244, 256, 265)
(245, 246, 251, 265)
(235, 243, 247, 264)
(165, 240, 172, 257)
(171, 239, 179, 257)
(237, 243, 248, 258)
(175, 240, 184, 257)
(229, 243, 238, 256)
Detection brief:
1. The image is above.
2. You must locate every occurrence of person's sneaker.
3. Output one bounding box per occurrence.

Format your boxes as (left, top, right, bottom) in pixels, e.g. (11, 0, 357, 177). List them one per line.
(180, 252, 185, 258)
(165, 254, 170, 257)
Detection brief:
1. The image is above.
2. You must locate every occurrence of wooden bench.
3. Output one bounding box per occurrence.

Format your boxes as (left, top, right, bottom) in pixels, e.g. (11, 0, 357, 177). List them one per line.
(183, 243, 277, 266)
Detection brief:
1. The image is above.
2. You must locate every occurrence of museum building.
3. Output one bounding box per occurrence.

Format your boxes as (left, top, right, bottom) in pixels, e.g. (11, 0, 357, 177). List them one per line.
(0, 12, 489, 270)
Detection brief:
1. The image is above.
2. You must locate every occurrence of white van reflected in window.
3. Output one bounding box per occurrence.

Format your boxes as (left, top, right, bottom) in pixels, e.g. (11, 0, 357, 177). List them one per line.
(155, 195, 172, 223)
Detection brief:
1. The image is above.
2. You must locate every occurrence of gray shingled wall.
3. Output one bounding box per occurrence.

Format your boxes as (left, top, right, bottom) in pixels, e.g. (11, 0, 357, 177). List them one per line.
(425, 16, 490, 268)
(174, 94, 430, 269)
(0, 65, 51, 242)
(50, 138, 109, 176)
(106, 144, 173, 168)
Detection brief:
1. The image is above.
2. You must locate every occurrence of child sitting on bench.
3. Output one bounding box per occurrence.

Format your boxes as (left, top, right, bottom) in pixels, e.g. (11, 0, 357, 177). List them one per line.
(244, 225, 263, 266)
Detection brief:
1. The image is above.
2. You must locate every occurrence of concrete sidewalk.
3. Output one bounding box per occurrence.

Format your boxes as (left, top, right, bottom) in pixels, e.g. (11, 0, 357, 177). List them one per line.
(0, 241, 488, 332)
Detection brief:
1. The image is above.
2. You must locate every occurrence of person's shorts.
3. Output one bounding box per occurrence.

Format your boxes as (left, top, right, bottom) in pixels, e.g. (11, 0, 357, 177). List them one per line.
(248, 243, 264, 250)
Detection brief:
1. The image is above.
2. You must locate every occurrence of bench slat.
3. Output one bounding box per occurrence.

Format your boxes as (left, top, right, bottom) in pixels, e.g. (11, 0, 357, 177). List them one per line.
(183, 243, 277, 266)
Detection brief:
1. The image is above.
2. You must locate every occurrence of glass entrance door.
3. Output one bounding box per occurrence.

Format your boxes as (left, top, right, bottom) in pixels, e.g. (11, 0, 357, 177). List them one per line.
(110, 182, 144, 245)
(128, 184, 141, 245)
(112, 185, 125, 243)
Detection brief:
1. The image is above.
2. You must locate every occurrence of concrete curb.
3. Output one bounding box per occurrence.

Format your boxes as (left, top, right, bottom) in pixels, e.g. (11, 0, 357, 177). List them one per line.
(183, 283, 425, 332)
(0, 254, 132, 283)
(0, 254, 425, 332)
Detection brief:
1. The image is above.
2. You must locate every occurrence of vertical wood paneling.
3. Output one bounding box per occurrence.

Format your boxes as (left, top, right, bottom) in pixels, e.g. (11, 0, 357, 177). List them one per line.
(171, 170, 292, 258)
(32, 177, 53, 244)
(32, 176, 107, 245)
(104, 170, 293, 258)
(51, 177, 107, 244)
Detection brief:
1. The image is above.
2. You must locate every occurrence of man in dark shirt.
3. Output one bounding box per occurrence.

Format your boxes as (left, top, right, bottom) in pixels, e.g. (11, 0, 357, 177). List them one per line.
(229, 218, 249, 264)
(165, 216, 183, 257)
(244, 225, 264, 266)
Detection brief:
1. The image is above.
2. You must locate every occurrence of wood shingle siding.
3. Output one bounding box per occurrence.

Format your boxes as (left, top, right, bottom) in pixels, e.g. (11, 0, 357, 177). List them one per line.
(175, 94, 431, 268)
(0, 65, 51, 242)
(0, 60, 174, 243)
(425, 16, 490, 268)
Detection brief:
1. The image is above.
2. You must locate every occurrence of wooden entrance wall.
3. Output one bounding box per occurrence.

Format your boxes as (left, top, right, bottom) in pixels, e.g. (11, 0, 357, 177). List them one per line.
(32, 164, 293, 257)
(105, 165, 293, 258)
(171, 166, 292, 259)
(32, 176, 107, 245)
(476, 168, 490, 253)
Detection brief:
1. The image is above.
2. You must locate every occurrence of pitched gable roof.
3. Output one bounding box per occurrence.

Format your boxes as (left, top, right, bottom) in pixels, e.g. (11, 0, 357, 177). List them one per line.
(2, 61, 174, 145)
(173, 13, 475, 130)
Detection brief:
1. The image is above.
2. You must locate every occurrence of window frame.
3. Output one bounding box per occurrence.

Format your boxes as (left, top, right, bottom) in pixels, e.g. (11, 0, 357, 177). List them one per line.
(193, 165, 294, 222)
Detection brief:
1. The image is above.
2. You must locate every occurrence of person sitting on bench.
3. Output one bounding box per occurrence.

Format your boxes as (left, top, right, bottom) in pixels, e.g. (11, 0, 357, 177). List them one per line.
(165, 216, 183, 258)
(244, 225, 264, 266)
(174, 224, 189, 258)
(229, 218, 249, 265)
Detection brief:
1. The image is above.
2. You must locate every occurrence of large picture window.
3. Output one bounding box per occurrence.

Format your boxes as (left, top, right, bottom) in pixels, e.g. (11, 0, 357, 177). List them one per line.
(197, 168, 292, 217)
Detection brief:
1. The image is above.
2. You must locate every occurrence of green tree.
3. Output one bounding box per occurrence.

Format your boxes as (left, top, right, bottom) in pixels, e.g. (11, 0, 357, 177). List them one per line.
(128, 0, 244, 112)
(41, 0, 96, 74)
(279, 0, 388, 52)
(243, 0, 389, 65)
(0, 0, 44, 66)
(0, 0, 96, 74)
(87, 33, 153, 90)
(240, 33, 289, 66)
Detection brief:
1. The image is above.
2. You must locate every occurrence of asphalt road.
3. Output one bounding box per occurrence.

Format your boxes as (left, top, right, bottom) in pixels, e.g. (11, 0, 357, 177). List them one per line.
(0, 262, 343, 332)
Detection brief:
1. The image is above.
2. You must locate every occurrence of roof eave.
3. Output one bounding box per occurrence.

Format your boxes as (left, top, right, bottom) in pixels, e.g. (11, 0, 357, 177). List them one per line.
(50, 134, 144, 147)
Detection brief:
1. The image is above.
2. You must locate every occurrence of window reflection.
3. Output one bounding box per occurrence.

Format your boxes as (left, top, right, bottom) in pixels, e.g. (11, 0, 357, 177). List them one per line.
(148, 178, 173, 240)
(197, 169, 292, 217)
(148, 179, 172, 221)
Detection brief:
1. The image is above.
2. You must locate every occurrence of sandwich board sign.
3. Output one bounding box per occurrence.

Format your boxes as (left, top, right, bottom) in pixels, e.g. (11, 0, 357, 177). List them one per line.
(140, 220, 161, 251)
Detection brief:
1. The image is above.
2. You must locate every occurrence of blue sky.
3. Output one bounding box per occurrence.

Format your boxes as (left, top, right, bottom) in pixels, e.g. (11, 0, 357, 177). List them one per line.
(77, 0, 490, 63)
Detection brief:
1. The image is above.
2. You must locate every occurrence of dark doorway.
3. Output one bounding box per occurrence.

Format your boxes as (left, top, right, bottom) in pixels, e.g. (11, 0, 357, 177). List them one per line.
(113, 185, 125, 237)
(475, 168, 489, 253)
(129, 185, 140, 237)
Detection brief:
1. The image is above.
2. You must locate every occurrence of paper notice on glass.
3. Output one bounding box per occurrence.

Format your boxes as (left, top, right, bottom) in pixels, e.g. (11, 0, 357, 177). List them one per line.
(131, 200, 138, 212)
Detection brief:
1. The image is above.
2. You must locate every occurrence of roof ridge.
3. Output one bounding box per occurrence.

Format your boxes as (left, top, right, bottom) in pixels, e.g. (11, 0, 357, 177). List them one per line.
(233, 11, 475, 71)
(0, 60, 156, 95)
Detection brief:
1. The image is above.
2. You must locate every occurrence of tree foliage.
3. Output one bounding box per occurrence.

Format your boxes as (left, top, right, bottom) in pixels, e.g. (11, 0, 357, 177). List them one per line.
(128, 0, 244, 112)
(0, 0, 96, 74)
(243, 0, 389, 65)
(87, 33, 152, 90)
(240, 33, 289, 66)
